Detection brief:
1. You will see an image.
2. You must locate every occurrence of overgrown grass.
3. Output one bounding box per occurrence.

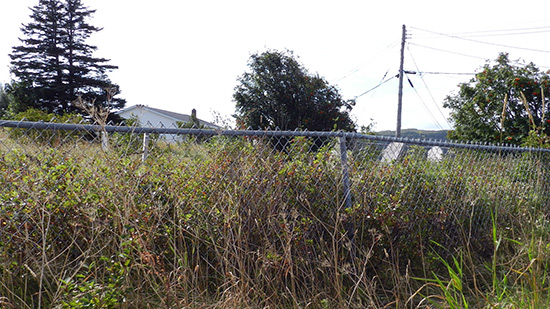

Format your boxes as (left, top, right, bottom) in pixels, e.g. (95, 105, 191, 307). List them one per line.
(0, 130, 549, 307)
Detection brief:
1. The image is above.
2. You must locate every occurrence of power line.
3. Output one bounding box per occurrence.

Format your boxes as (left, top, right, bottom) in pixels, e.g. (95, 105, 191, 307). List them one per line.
(353, 75, 396, 99)
(405, 75, 444, 130)
(448, 25, 550, 36)
(410, 40, 550, 70)
(355, 69, 391, 117)
(452, 30, 550, 38)
(418, 71, 475, 75)
(406, 45, 452, 129)
(411, 26, 550, 39)
(411, 26, 550, 54)
(409, 42, 488, 60)
(334, 41, 399, 83)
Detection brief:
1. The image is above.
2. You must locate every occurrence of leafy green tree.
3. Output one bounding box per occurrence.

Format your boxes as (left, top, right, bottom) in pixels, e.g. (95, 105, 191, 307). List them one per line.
(9, 0, 124, 116)
(233, 50, 355, 132)
(444, 53, 550, 145)
(0, 84, 11, 118)
(1, 81, 36, 118)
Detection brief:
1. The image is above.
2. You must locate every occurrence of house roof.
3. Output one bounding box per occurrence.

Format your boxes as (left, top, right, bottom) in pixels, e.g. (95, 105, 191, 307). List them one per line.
(117, 105, 219, 129)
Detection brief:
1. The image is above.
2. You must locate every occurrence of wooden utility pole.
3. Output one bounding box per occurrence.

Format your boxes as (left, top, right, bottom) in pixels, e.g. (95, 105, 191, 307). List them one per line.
(396, 24, 406, 138)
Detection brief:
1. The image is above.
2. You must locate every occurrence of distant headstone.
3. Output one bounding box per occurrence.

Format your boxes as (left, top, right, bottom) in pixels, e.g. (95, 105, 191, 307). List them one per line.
(381, 142, 404, 163)
(427, 146, 443, 162)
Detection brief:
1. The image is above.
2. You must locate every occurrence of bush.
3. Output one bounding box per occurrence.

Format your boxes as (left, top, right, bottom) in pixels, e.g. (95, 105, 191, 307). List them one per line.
(7, 108, 85, 145)
(0, 132, 549, 307)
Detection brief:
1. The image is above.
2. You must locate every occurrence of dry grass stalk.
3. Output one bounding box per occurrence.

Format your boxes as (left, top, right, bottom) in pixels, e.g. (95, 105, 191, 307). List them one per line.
(500, 93, 508, 130)
(500, 93, 508, 143)
(72, 96, 109, 127)
(73, 95, 111, 151)
(520, 91, 536, 130)
(542, 86, 547, 130)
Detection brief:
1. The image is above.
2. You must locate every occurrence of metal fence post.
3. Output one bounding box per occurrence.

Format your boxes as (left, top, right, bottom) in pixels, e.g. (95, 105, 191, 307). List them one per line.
(142, 133, 149, 162)
(339, 136, 355, 258)
(339, 136, 352, 211)
(101, 130, 109, 151)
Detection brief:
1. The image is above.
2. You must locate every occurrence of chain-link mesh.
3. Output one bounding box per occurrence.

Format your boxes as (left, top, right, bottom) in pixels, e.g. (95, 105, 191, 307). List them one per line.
(0, 120, 549, 307)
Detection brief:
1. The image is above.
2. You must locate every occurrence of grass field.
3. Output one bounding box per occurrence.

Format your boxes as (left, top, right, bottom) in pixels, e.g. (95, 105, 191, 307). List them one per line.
(1, 130, 550, 308)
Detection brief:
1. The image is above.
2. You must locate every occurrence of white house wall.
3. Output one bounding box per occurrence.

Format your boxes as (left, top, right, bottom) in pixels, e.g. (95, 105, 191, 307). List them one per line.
(117, 107, 182, 142)
(118, 108, 178, 128)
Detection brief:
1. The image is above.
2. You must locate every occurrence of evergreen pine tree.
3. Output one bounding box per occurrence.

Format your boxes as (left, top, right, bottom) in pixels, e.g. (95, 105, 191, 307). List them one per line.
(9, 0, 124, 115)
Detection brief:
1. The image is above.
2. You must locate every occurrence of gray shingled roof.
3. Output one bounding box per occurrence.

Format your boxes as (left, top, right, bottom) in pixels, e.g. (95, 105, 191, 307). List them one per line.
(120, 105, 220, 129)
(146, 106, 193, 122)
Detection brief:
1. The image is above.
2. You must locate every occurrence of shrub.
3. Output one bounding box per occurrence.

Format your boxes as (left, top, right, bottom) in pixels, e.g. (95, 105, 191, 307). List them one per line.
(7, 108, 85, 145)
(0, 131, 549, 307)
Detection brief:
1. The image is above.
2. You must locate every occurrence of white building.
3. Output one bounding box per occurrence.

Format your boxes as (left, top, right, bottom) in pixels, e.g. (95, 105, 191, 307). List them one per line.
(116, 105, 219, 129)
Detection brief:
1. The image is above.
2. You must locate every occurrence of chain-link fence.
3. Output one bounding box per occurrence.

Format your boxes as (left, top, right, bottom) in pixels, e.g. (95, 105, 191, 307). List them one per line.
(0, 120, 549, 307)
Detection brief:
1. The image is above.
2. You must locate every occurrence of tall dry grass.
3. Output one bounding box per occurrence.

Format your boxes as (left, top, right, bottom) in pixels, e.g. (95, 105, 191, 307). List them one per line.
(0, 131, 549, 307)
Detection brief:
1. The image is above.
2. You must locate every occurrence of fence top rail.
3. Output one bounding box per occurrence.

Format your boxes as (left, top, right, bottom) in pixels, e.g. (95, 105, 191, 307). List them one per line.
(1, 119, 548, 153)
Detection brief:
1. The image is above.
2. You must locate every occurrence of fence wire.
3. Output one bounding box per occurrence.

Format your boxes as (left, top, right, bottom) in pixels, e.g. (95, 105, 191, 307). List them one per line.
(0, 120, 549, 306)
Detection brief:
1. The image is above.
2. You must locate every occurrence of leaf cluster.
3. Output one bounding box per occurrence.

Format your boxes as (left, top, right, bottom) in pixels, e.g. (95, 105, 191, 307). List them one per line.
(234, 49, 355, 132)
(445, 53, 550, 145)
(7, 108, 85, 145)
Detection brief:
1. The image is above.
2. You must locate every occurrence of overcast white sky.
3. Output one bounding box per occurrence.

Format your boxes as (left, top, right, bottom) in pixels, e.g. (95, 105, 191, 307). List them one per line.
(2, 0, 550, 131)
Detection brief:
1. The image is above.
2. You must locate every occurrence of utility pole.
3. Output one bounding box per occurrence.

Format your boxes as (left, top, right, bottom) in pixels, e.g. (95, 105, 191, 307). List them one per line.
(396, 24, 406, 138)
